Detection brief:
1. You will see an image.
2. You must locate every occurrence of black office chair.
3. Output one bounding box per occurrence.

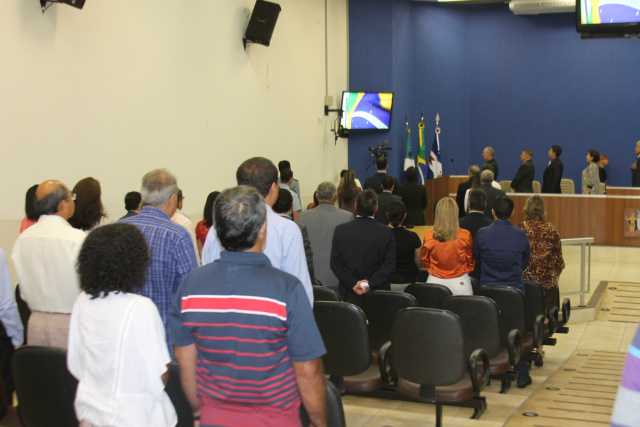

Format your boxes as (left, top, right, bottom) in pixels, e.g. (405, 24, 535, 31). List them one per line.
(380, 308, 489, 427)
(13, 346, 78, 427)
(362, 291, 417, 354)
(300, 380, 346, 427)
(441, 295, 520, 393)
(165, 363, 194, 427)
(313, 301, 382, 393)
(417, 269, 429, 283)
(523, 280, 559, 348)
(405, 283, 452, 309)
(313, 285, 341, 302)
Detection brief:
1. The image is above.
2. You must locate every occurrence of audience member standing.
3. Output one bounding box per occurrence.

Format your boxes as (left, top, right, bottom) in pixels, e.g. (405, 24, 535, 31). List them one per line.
(68, 177, 108, 231)
(482, 147, 499, 180)
(171, 189, 199, 263)
(0, 247, 24, 399)
(517, 196, 565, 312)
(297, 182, 353, 291)
(279, 168, 302, 221)
(463, 167, 482, 215)
(456, 165, 479, 218)
(330, 190, 396, 307)
(582, 149, 601, 194)
(170, 186, 327, 427)
(542, 145, 564, 194)
(511, 149, 535, 193)
(201, 157, 313, 305)
(364, 157, 400, 195)
(278, 160, 301, 199)
(632, 141, 640, 187)
(195, 191, 219, 257)
(20, 184, 39, 233)
(387, 202, 422, 290)
(479, 170, 506, 219)
(337, 169, 361, 216)
(421, 198, 474, 295)
(119, 191, 141, 220)
(118, 169, 198, 357)
(400, 166, 427, 225)
(459, 189, 493, 282)
(12, 180, 87, 348)
(375, 175, 402, 224)
(68, 224, 177, 427)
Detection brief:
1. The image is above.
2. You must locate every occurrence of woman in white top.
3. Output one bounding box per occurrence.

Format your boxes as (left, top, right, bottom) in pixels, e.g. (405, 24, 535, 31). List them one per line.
(68, 223, 177, 427)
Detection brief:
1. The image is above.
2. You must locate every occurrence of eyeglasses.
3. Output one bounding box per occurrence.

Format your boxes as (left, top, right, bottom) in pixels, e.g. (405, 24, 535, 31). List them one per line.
(66, 193, 77, 201)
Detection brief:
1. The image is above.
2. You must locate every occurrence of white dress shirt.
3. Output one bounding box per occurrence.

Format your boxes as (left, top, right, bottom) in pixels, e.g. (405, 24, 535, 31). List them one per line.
(12, 215, 87, 313)
(171, 210, 200, 265)
(0, 248, 24, 346)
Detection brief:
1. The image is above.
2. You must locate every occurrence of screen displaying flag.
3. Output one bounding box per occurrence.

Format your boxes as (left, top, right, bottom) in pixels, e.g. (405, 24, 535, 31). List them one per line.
(427, 127, 442, 180)
(404, 126, 414, 172)
(417, 121, 427, 183)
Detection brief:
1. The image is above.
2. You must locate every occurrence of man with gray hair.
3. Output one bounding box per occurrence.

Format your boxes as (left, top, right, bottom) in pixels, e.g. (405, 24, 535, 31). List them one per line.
(298, 181, 354, 291)
(479, 170, 506, 219)
(12, 180, 86, 347)
(119, 169, 198, 357)
(482, 147, 499, 180)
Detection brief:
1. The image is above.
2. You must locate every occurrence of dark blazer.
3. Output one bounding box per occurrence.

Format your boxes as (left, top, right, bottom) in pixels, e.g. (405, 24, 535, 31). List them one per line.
(479, 184, 506, 219)
(363, 172, 401, 195)
(459, 212, 493, 281)
(511, 160, 535, 193)
(486, 158, 499, 180)
(542, 158, 563, 194)
(399, 181, 428, 225)
(330, 217, 396, 307)
(633, 156, 640, 187)
(375, 191, 403, 224)
(455, 178, 473, 218)
(118, 210, 139, 221)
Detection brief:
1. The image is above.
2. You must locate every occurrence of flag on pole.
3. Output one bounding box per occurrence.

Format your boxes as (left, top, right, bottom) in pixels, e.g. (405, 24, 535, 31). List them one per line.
(403, 124, 414, 172)
(417, 119, 428, 184)
(427, 125, 442, 180)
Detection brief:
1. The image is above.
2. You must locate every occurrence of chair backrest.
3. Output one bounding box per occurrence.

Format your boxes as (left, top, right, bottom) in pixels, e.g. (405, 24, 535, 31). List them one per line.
(392, 308, 466, 386)
(522, 280, 545, 331)
(532, 181, 541, 193)
(13, 346, 78, 427)
(477, 286, 527, 344)
(417, 269, 429, 283)
(165, 364, 194, 427)
(499, 180, 512, 192)
(362, 291, 417, 353)
(405, 283, 452, 309)
(313, 301, 370, 376)
(560, 178, 575, 194)
(440, 295, 502, 359)
(313, 285, 341, 302)
(598, 182, 606, 194)
(300, 380, 346, 427)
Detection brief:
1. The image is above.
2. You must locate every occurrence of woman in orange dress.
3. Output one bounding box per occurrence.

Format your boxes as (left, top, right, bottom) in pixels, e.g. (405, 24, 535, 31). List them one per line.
(421, 197, 474, 295)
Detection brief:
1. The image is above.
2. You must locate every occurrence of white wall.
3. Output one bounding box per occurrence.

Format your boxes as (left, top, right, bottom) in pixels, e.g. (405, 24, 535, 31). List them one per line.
(0, 0, 348, 278)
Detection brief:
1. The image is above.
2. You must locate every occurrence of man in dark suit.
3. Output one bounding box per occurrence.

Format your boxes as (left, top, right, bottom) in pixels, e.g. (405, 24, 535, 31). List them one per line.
(482, 147, 499, 180)
(375, 176, 403, 224)
(632, 141, 640, 187)
(363, 157, 400, 196)
(330, 189, 396, 307)
(400, 166, 427, 225)
(511, 149, 535, 193)
(542, 145, 563, 194)
(479, 170, 506, 219)
(119, 191, 141, 220)
(459, 189, 493, 281)
(455, 165, 479, 218)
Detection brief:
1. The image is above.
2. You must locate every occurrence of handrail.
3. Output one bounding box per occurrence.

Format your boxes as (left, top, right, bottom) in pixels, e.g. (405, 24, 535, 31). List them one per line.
(560, 237, 594, 307)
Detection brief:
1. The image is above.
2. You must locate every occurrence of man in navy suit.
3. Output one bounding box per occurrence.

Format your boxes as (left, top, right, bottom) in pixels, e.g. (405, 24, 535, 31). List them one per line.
(330, 189, 396, 307)
(363, 157, 400, 196)
(542, 145, 563, 194)
(511, 149, 535, 193)
(459, 189, 493, 281)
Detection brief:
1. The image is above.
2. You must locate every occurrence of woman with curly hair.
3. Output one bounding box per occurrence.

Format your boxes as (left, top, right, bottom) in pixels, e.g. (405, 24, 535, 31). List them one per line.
(68, 177, 107, 231)
(68, 223, 177, 427)
(421, 197, 474, 295)
(195, 191, 220, 257)
(517, 195, 565, 311)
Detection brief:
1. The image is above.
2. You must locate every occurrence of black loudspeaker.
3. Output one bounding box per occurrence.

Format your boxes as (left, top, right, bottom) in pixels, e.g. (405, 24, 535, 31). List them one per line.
(244, 0, 281, 49)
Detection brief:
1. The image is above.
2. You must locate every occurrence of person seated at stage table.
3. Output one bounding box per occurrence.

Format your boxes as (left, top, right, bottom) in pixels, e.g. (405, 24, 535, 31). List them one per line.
(517, 195, 565, 312)
(399, 166, 427, 225)
(387, 201, 422, 291)
(421, 197, 474, 296)
(582, 149, 601, 195)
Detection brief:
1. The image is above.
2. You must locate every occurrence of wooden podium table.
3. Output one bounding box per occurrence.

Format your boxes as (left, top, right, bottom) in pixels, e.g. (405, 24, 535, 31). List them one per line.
(424, 175, 468, 224)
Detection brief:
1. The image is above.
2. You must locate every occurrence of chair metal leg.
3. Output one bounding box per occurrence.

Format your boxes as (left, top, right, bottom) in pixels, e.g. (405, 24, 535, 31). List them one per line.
(435, 403, 443, 427)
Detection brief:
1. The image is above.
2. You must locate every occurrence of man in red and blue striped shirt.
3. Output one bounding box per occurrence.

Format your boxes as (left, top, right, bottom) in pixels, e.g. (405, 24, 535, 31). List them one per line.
(170, 185, 327, 427)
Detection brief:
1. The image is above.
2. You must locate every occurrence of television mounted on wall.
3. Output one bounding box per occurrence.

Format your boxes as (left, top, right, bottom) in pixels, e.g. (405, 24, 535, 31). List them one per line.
(339, 91, 394, 134)
(576, 0, 640, 38)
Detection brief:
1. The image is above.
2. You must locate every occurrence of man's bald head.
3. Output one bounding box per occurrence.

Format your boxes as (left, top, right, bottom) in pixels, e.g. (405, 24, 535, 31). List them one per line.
(35, 180, 74, 219)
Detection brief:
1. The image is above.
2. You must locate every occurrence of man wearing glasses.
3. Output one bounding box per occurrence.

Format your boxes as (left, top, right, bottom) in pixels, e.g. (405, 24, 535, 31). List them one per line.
(12, 180, 87, 348)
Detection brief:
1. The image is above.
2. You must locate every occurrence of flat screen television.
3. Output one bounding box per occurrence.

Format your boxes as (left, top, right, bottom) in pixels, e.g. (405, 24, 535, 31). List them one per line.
(340, 91, 394, 133)
(576, 0, 640, 38)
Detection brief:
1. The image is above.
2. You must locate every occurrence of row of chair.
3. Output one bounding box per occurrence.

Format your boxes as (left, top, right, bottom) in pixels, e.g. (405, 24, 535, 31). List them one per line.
(498, 178, 581, 194)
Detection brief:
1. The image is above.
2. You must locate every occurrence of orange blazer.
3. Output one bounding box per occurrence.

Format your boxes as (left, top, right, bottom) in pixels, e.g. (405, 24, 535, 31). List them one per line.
(421, 229, 474, 279)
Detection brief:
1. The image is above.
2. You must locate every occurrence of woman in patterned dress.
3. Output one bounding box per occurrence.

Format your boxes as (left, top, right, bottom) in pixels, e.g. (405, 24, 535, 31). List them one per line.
(517, 195, 565, 311)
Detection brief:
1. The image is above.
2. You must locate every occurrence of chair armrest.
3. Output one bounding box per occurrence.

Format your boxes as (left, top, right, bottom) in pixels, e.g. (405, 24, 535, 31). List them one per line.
(561, 298, 571, 326)
(507, 328, 521, 367)
(378, 341, 393, 387)
(533, 314, 545, 349)
(468, 348, 490, 394)
(547, 305, 559, 337)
